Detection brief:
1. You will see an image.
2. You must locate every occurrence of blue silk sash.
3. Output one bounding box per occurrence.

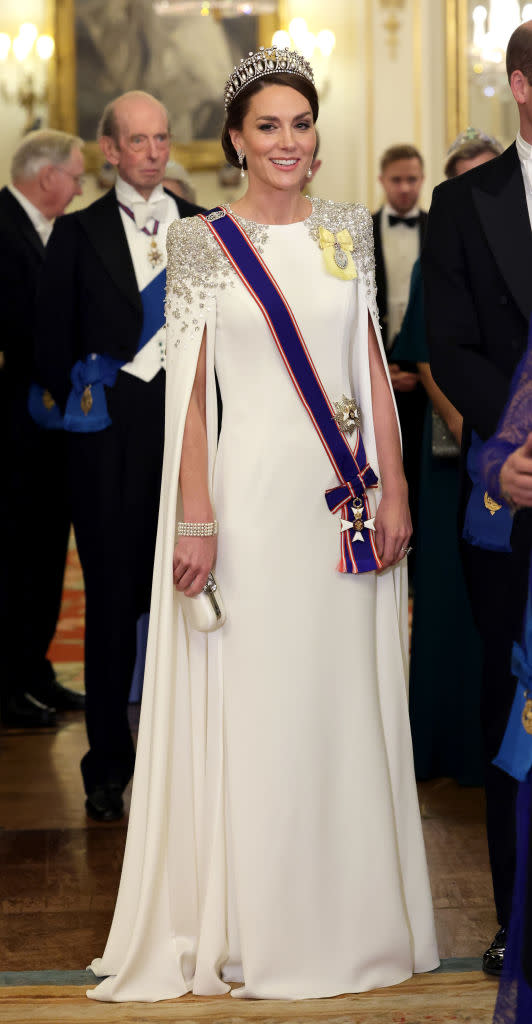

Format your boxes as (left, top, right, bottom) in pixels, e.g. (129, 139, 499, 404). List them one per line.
(200, 207, 381, 574)
(463, 431, 513, 552)
(63, 268, 166, 433)
(28, 383, 64, 430)
(493, 573, 532, 781)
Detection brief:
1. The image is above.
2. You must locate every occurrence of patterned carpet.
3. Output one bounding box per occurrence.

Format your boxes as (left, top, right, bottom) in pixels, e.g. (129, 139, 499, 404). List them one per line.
(47, 538, 84, 690)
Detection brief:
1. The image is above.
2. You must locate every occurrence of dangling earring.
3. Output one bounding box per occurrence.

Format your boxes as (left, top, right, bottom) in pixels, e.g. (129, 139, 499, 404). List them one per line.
(306, 166, 313, 179)
(238, 149, 246, 178)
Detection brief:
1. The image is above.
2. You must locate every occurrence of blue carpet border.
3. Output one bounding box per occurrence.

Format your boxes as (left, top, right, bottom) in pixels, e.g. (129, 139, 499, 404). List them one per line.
(0, 959, 484, 987)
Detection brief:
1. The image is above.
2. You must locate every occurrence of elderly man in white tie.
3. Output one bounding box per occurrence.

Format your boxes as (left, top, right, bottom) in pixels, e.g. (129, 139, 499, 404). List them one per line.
(36, 91, 203, 822)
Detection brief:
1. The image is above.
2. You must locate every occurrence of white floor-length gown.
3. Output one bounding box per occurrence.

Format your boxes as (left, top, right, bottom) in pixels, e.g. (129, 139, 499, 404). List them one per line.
(88, 198, 439, 1003)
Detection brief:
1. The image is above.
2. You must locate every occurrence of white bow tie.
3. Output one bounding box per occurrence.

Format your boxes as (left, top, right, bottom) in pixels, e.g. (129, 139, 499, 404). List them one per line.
(130, 196, 167, 231)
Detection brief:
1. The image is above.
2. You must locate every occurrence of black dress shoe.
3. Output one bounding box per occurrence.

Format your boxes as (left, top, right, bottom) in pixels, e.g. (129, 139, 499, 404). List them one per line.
(28, 677, 85, 712)
(482, 927, 506, 976)
(85, 784, 124, 823)
(1, 692, 57, 728)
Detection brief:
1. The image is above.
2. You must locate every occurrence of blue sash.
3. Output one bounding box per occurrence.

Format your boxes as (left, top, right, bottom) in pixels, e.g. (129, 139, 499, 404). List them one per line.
(27, 384, 64, 430)
(494, 573, 532, 781)
(463, 431, 513, 552)
(63, 269, 166, 433)
(200, 207, 381, 574)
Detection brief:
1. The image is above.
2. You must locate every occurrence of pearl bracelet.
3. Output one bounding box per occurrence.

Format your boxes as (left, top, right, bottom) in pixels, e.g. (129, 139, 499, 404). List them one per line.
(177, 521, 218, 537)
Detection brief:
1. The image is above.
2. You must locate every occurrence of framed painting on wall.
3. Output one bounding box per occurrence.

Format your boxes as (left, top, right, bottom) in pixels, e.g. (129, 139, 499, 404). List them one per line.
(50, 0, 279, 170)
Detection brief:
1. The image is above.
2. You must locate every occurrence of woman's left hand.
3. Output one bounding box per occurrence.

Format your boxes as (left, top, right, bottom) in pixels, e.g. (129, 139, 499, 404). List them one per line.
(374, 487, 412, 569)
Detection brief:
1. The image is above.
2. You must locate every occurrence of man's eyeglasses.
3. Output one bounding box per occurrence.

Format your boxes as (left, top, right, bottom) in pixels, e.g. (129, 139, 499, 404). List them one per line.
(53, 166, 85, 187)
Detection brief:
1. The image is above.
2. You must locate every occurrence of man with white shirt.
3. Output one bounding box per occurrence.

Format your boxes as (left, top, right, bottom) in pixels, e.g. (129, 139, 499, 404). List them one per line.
(372, 144, 427, 572)
(0, 130, 86, 729)
(423, 21, 532, 977)
(36, 92, 202, 821)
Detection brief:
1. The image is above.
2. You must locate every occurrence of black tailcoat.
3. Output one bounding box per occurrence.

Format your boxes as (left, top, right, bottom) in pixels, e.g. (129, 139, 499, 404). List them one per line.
(0, 187, 70, 705)
(35, 187, 203, 792)
(422, 143, 532, 929)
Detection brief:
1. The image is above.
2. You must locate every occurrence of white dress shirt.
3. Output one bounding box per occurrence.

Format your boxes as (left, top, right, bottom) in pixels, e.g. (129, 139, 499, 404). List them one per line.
(381, 202, 421, 347)
(8, 185, 54, 246)
(516, 133, 532, 231)
(115, 176, 180, 382)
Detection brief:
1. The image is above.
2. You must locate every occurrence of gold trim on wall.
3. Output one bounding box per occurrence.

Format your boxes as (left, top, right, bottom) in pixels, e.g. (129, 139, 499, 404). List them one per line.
(49, 2, 280, 172)
(445, 0, 468, 144)
(413, 0, 422, 149)
(365, 0, 376, 211)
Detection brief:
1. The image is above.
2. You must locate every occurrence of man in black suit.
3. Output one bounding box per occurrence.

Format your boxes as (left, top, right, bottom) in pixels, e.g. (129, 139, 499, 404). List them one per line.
(36, 91, 203, 822)
(372, 145, 428, 562)
(0, 130, 86, 728)
(422, 22, 532, 975)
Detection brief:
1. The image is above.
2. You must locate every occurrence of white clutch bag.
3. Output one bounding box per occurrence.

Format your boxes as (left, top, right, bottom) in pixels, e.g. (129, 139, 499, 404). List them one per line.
(179, 572, 226, 633)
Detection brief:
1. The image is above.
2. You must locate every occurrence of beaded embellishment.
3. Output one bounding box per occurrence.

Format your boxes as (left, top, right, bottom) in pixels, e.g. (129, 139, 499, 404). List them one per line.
(165, 198, 379, 348)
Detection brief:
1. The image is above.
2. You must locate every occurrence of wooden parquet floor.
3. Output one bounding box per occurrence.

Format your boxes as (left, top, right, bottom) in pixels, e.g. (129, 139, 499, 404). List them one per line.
(0, 973, 498, 1024)
(0, 715, 500, 1021)
(0, 538, 500, 1020)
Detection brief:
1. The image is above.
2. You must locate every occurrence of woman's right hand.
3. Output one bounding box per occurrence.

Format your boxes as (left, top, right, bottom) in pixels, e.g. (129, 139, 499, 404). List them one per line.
(173, 536, 217, 596)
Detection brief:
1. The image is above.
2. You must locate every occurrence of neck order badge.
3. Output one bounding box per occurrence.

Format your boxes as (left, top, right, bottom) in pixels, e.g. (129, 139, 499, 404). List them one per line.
(200, 207, 382, 574)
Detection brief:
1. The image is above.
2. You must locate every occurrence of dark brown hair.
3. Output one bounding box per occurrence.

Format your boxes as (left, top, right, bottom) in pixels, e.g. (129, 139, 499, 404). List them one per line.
(379, 144, 424, 173)
(506, 23, 532, 85)
(221, 72, 319, 170)
(444, 138, 502, 178)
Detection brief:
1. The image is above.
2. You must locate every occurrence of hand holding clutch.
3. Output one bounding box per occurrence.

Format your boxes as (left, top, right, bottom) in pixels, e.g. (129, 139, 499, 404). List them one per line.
(179, 572, 226, 633)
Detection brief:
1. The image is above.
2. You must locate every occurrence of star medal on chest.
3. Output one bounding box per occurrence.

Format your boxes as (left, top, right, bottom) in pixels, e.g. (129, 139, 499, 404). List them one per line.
(333, 394, 361, 435)
(148, 237, 163, 267)
(340, 496, 375, 542)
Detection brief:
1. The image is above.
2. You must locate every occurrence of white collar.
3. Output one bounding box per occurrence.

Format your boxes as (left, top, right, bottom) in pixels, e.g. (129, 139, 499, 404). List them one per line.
(115, 175, 166, 207)
(383, 202, 420, 220)
(9, 184, 54, 241)
(516, 132, 532, 163)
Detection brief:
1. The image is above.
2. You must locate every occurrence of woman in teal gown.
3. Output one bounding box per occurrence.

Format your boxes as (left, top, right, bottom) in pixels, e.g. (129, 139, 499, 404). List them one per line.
(392, 129, 502, 785)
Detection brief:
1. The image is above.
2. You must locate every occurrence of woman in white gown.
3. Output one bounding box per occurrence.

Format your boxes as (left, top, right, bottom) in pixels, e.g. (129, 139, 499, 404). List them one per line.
(88, 48, 439, 1003)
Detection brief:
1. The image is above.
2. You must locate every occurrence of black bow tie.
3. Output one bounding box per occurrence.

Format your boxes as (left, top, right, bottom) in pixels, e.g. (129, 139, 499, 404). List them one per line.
(388, 214, 419, 228)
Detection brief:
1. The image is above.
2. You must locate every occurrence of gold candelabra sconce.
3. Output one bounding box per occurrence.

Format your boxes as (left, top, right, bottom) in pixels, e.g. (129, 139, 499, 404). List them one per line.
(379, 0, 406, 60)
(0, 23, 55, 133)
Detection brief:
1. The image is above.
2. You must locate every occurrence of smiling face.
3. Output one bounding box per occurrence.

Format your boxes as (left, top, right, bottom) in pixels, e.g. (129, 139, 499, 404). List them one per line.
(230, 84, 316, 194)
(99, 95, 170, 199)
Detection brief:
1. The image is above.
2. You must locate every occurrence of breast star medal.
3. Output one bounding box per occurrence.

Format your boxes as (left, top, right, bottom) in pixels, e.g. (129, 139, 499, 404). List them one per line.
(340, 497, 376, 542)
(81, 385, 93, 416)
(333, 395, 362, 435)
(148, 238, 164, 267)
(484, 491, 502, 515)
(522, 697, 532, 735)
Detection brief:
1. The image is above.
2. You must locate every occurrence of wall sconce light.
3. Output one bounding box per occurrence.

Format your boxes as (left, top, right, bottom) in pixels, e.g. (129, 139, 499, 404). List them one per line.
(272, 18, 336, 98)
(0, 23, 55, 133)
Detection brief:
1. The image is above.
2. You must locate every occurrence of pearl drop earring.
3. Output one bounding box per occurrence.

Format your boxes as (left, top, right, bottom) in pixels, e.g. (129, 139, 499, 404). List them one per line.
(307, 166, 313, 179)
(238, 149, 246, 178)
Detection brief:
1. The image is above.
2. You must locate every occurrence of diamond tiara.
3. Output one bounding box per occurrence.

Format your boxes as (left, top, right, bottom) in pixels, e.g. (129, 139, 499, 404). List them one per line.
(447, 126, 503, 156)
(224, 47, 315, 111)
